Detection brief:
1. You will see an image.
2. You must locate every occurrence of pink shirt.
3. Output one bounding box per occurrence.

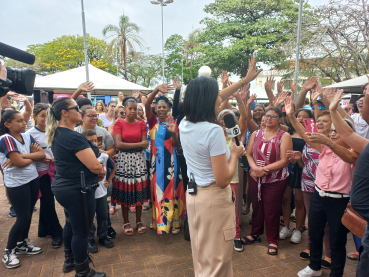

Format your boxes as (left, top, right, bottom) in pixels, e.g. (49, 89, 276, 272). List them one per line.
(315, 145, 354, 194)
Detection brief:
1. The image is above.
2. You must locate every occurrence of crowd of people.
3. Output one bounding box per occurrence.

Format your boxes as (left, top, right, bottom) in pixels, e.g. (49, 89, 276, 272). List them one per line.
(0, 59, 369, 277)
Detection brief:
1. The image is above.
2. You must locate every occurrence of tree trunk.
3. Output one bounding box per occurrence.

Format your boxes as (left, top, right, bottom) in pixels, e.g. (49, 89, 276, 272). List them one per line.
(123, 39, 128, 80)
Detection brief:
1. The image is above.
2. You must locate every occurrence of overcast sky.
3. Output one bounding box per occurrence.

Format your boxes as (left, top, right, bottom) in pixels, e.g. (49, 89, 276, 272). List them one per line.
(3, 0, 330, 57)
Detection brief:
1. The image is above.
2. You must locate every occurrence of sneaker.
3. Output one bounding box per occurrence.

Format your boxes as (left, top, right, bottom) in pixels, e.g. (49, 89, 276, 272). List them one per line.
(15, 239, 42, 255)
(297, 266, 322, 277)
(98, 236, 114, 248)
(279, 226, 292, 240)
(87, 239, 98, 253)
(234, 239, 243, 252)
(8, 206, 16, 218)
(290, 229, 302, 244)
(107, 226, 116, 239)
(2, 248, 20, 269)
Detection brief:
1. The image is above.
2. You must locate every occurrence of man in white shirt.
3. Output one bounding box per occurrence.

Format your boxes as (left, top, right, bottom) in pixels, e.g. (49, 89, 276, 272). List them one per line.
(352, 94, 369, 139)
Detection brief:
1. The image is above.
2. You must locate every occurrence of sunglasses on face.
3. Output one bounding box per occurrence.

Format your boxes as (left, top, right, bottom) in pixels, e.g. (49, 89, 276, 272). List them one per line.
(120, 112, 126, 115)
(86, 114, 98, 118)
(65, 105, 80, 112)
(265, 114, 279, 119)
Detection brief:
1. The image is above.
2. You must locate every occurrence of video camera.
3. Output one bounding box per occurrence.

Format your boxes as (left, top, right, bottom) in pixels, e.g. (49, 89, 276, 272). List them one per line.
(0, 42, 36, 97)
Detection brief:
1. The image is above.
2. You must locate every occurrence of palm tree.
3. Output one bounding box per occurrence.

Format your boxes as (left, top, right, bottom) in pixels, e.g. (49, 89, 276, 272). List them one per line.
(184, 29, 201, 79)
(102, 14, 145, 80)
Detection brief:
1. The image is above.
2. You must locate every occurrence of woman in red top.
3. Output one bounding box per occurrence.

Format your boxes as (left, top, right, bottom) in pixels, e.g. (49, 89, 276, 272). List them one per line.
(245, 107, 292, 255)
(112, 97, 150, 236)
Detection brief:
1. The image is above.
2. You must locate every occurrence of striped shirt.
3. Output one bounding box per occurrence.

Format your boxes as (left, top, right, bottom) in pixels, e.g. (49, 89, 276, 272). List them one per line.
(301, 144, 320, 193)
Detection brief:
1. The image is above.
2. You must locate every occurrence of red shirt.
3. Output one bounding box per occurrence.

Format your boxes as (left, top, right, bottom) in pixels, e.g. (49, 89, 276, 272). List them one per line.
(113, 119, 147, 143)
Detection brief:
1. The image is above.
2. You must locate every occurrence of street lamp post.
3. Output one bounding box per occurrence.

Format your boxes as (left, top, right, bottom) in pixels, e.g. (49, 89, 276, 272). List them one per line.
(81, 0, 91, 99)
(151, 0, 174, 84)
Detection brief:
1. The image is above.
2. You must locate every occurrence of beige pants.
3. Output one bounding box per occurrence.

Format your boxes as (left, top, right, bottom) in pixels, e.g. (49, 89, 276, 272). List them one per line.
(187, 183, 235, 277)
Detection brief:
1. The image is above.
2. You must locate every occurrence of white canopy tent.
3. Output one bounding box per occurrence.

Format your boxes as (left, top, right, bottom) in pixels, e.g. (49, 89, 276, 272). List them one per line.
(327, 74, 368, 93)
(34, 64, 151, 95)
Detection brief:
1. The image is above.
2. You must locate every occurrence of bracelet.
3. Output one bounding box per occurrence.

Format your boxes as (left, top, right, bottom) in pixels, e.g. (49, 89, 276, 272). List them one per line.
(337, 106, 342, 111)
(237, 101, 243, 106)
(329, 141, 336, 150)
(239, 79, 244, 85)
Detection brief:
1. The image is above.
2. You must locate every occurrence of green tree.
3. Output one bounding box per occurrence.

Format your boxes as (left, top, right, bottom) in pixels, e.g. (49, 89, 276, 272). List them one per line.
(124, 51, 162, 88)
(102, 14, 145, 80)
(4, 34, 116, 75)
(164, 33, 203, 84)
(196, 0, 312, 78)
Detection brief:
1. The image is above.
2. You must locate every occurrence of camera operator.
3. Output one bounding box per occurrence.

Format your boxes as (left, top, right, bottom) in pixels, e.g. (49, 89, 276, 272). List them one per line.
(45, 97, 106, 277)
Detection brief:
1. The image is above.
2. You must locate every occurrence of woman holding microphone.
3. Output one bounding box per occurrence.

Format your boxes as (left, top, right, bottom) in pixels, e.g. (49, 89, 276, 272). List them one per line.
(46, 97, 106, 277)
(179, 55, 262, 277)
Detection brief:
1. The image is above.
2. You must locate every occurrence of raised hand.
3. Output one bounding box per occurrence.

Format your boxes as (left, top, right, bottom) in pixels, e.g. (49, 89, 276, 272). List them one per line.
(78, 82, 95, 92)
(277, 80, 285, 95)
(322, 87, 336, 106)
(247, 94, 257, 106)
(302, 77, 318, 92)
(306, 132, 330, 145)
(265, 77, 274, 93)
(165, 118, 177, 134)
(284, 96, 294, 116)
(245, 54, 263, 82)
(155, 83, 174, 94)
(240, 83, 250, 101)
(290, 80, 297, 95)
(221, 71, 229, 84)
(274, 91, 288, 107)
(311, 89, 321, 103)
(172, 77, 182, 90)
(329, 89, 344, 111)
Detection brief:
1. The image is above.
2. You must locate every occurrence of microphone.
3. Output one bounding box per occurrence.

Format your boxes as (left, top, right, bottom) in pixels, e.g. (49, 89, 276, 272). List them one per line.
(0, 42, 35, 65)
(223, 113, 249, 170)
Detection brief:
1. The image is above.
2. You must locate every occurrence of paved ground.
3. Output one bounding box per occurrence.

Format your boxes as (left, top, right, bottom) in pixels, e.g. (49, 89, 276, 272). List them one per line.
(0, 184, 359, 277)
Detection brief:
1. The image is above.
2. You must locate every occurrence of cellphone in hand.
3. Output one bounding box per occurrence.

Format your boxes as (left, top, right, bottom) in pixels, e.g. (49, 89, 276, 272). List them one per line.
(97, 136, 103, 143)
(303, 118, 318, 133)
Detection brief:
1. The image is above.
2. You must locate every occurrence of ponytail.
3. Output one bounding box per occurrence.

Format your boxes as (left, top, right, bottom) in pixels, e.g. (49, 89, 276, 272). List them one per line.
(45, 97, 71, 146)
(0, 110, 20, 136)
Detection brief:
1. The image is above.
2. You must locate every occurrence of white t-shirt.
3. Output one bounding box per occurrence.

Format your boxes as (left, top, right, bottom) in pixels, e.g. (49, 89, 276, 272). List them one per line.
(0, 133, 38, 187)
(95, 153, 115, 199)
(99, 113, 114, 128)
(179, 118, 230, 187)
(26, 126, 53, 172)
(352, 114, 369, 139)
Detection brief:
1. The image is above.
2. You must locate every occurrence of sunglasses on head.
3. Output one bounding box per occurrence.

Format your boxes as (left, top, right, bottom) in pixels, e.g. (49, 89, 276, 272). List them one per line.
(65, 105, 80, 112)
(311, 106, 327, 110)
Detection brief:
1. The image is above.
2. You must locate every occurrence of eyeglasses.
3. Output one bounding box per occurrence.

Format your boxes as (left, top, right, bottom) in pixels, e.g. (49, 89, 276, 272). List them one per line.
(85, 114, 98, 118)
(120, 112, 126, 115)
(65, 105, 80, 112)
(265, 114, 279, 119)
(357, 100, 364, 104)
(328, 129, 338, 134)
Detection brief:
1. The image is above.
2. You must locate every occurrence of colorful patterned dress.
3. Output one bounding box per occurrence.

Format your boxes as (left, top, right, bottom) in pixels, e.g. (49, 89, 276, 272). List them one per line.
(147, 114, 186, 234)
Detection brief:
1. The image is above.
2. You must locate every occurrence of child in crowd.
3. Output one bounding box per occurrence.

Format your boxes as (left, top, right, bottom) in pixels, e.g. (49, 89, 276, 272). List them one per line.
(0, 110, 46, 269)
(82, 129, 116, 251)
(26, 103, 63, 248)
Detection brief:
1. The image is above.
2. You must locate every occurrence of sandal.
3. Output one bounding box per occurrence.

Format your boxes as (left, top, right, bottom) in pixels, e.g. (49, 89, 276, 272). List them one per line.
(136, 222, 146, 234)
(172, 228, 180, 235)
(267, 245, 278, 255)
(143, 202, 151, 211)
(347, 252, 359, 260)
(241, 234, 261, 245)
(242, 208, 250, 215)
(123, 223, 134, 236)
(280, 218, 285, 227)
(109, 206, 115, 215)
(290, 215, 296, 223)
(300, 226, 308, 233)
(129, 206, 136, 213)
(149, 223, 154, 229)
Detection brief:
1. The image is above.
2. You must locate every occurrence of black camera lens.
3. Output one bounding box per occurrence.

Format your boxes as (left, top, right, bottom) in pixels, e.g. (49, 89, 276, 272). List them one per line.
(6, 68, 36, 96)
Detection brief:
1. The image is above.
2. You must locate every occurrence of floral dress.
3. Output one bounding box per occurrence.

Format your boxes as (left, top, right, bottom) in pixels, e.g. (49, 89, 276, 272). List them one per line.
(148, 114, 186, 234)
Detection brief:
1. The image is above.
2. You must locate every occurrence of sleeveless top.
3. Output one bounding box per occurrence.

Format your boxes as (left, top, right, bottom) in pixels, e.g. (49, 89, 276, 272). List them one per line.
(226, 137, 239, 183)
(251, 129, 289, 200)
